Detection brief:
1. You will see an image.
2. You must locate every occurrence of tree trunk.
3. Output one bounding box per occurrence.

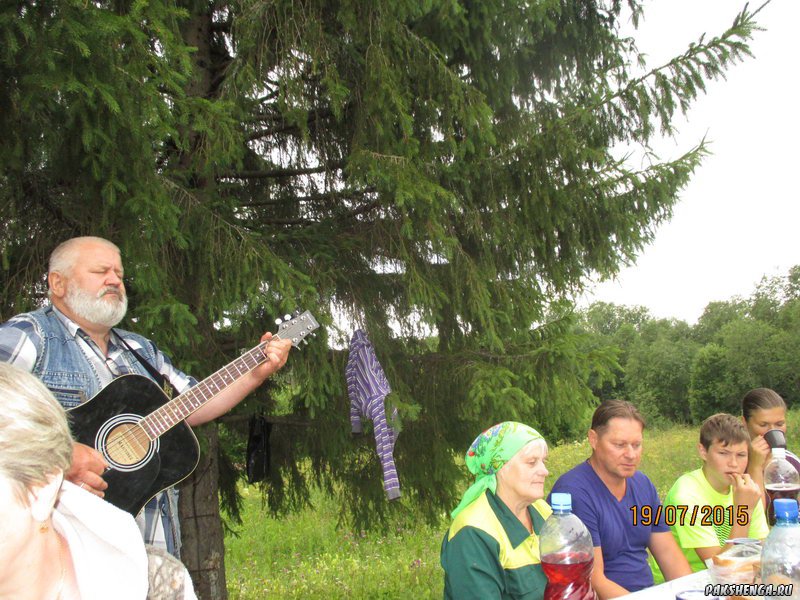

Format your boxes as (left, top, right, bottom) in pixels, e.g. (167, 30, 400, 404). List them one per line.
(178, 423, 227, 600)
(175, 10, 229, 598)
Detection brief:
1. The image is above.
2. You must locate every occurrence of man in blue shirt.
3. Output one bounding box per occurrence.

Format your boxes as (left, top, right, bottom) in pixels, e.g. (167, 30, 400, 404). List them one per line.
(550, 400, 691, 597)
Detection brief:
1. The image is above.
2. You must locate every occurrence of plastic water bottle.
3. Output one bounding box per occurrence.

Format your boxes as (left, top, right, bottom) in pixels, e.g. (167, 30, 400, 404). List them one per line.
(540, 492, 595, 600)
(761, 498, 800, 599)
(765, 448, 800, 525)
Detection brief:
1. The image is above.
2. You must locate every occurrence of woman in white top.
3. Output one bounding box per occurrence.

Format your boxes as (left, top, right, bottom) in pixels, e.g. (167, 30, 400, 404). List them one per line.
(0, 362, 196, 600)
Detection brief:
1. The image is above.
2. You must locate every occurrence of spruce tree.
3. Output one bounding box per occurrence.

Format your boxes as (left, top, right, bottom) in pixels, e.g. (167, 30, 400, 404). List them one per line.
(1, 1, 762, 597)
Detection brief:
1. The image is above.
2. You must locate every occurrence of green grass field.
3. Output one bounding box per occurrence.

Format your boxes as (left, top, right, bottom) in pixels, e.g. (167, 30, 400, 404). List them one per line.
(225, 413, 800, 598)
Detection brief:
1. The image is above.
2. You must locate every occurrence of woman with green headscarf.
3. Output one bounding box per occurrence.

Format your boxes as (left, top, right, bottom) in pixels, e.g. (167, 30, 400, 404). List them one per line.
(441, 421, 551, 599)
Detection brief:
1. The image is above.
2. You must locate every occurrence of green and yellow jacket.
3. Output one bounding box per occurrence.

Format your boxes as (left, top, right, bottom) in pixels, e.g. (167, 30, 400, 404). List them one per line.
(441, 490, 552, 599)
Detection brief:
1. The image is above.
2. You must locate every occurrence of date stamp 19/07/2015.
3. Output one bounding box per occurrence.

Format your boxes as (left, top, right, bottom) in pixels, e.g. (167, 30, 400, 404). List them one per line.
(629, 504, 750, 527)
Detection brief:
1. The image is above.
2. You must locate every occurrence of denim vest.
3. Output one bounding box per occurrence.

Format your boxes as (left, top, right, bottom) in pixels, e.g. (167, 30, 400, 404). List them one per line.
(24, 306, 159, 408)
(24, 306, 183, 556)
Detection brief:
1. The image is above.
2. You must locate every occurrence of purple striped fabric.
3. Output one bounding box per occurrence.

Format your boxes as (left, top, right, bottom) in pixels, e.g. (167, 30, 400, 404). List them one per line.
(346, 329, 400, 500)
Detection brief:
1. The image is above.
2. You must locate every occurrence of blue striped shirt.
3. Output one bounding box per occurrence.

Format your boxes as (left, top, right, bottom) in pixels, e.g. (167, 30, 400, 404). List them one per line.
(346, 329, 401, 500)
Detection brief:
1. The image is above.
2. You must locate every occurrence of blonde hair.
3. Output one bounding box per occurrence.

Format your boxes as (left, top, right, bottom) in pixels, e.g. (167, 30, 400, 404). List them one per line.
(0, 363, 73, 502)
(48, 236, 120, 276)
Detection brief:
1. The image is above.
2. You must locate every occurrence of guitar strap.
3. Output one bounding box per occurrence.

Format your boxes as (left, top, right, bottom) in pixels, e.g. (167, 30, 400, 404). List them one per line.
(114, 332, 176, 400)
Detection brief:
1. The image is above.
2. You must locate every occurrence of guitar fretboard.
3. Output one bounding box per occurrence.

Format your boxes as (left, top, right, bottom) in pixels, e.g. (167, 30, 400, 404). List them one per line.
(139, 343, 268, 439)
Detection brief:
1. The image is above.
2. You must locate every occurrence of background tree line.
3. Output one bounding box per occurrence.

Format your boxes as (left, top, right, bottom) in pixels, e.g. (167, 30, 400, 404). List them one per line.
(577, 265, 800, 427)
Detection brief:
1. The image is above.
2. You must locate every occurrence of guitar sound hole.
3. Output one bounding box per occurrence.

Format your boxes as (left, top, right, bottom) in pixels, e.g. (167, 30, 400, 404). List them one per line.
(105, 423, 151, 466)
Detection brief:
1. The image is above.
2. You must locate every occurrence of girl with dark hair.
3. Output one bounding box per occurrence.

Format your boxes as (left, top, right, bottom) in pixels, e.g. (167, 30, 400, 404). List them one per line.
(742, 387, 800, 498)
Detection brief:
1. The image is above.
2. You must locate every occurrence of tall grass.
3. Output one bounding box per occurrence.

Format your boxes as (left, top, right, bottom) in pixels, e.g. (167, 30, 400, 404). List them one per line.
(225, 484, 444, 598)
(226, 412, 800, 598)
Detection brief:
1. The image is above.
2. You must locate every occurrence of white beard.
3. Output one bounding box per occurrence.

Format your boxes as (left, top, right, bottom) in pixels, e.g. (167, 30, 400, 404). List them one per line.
(65, 282, 128, 328)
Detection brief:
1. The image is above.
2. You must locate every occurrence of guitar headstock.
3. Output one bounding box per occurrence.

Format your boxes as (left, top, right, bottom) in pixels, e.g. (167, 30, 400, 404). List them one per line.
(274, 310, 320, 347)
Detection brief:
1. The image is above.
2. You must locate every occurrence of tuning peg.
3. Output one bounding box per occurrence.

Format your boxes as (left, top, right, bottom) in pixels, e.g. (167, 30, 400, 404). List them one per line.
(275, 318, 283, 325)
(283, 314, 291, 321)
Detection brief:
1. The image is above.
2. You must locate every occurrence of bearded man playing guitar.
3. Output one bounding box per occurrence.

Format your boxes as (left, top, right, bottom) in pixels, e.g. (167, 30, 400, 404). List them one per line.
(0, 236, 293, 557)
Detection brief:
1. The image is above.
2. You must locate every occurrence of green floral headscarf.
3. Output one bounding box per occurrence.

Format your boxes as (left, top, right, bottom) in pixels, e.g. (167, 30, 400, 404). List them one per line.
(451, 421, 545, 519)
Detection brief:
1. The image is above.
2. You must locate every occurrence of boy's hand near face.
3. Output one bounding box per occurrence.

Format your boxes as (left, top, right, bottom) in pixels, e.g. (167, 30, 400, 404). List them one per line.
(731, 472, 762, 510)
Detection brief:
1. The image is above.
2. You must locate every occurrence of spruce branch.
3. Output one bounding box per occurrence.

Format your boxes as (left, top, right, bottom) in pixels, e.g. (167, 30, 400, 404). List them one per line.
(218, 161, 345, 180)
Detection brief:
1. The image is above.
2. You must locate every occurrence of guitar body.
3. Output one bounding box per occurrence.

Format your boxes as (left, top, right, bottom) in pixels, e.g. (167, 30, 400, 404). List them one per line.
(68, 374, 200, 517)
(66, 310, 319, 517)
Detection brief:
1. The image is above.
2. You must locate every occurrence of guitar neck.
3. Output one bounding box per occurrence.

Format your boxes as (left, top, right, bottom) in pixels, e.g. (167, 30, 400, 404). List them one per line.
(135, 309, 319, 440)
(139, 342, 269, 439)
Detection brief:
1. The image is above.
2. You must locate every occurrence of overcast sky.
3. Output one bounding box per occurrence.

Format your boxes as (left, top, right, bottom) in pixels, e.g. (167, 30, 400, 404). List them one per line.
(581, 0, 800, 324)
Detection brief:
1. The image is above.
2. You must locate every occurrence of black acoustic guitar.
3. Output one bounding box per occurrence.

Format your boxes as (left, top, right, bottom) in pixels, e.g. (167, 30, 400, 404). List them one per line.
(68, 310, 319, 516)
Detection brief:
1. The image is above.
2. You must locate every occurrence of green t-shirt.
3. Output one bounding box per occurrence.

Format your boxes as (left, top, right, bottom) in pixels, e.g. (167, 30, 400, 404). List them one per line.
(664, 468, 769, 572)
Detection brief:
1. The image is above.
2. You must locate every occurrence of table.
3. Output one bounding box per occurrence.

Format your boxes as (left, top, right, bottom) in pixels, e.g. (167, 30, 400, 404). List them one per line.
(620, 570, 713, 599)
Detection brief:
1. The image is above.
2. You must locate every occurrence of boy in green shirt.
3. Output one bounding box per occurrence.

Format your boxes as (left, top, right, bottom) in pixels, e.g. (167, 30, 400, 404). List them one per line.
(665, 413, 769, 572)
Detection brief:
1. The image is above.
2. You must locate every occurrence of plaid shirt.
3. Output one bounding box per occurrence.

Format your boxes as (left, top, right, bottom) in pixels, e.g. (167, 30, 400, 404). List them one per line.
(0, 307, 195, 393)
(0, 305, 197, 555)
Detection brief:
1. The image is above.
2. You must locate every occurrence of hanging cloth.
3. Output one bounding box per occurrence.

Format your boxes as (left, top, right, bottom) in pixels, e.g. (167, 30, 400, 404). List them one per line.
(346, 329, 401, 500)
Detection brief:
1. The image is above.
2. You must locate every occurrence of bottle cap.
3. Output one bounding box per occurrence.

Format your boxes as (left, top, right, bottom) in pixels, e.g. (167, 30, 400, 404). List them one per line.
(772, 448, 787, 460)
(550, 492, 572, 511)
(773, 498, 799, 520)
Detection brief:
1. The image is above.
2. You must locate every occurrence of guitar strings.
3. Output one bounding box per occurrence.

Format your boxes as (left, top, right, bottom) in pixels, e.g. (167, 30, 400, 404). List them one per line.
(103, 358, 259, 457)
(97, 316, 315, 471)
(101, 342, 272, 461)
(101, 313, 317, 459)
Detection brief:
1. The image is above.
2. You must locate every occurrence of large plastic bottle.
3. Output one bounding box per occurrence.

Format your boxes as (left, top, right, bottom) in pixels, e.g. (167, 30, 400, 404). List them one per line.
(540, 492, 595, 600)
(765, 448, 800, 525)
(760, 498, 800, 599)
